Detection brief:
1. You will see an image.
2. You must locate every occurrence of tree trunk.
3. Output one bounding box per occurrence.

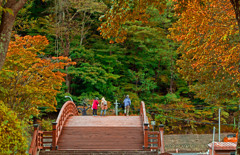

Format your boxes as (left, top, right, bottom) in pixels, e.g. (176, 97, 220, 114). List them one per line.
(0, 0, 27, 70)
(170, 56, 174, 93)
(230, 0, 240, 36)
(65, 66, 71, 93)
(80, 11, 86, 46)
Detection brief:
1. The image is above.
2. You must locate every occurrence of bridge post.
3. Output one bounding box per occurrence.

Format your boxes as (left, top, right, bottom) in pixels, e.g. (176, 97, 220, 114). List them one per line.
(33, 124, 39, 150)
(143, 123, 149, 150)
(114, 100, 120, 115)
(52, 122, 57, 150)
(159, 124, 165, 153)
(29, 124, 39, 155)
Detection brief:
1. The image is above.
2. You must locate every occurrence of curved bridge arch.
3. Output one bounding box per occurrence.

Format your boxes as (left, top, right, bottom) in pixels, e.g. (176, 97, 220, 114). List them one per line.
(52, 101, 79, 149)
(29, 101, 165, 154)
(29, 101, 79, 154)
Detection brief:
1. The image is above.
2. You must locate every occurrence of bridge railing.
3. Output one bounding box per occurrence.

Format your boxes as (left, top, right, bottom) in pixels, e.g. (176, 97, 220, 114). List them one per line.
(29, 124, 53, 155)
(29, 124, 42, 155)
(148, 125, 165, 153)
(52, 101, 78, 150)
(140, 101, 149, 150)
(140, 101, 165, 153)
(29, 101, 79, 154)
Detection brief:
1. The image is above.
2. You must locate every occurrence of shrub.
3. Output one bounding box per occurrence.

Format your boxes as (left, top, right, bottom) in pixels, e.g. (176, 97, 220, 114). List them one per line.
(0, 101, 28, 154)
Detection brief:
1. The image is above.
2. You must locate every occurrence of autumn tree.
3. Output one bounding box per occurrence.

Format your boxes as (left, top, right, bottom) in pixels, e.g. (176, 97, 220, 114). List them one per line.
(0, 0, 28, 70)
(171, 0, 240, 151)
(169, 0, 240, 145)
(170, 0, 240, 103)
(0, 35, 75, 119)
(98, 0, 166, 43)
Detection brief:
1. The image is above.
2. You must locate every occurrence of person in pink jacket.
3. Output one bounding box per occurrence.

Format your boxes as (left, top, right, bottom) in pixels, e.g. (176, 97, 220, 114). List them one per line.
(92, 97, 99, 116)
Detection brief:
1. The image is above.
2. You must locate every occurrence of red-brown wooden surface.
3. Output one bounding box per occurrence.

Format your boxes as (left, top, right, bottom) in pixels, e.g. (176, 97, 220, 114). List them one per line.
(57, 116, 143, 150)
(148, 131, 160, 151)
(140, 101, 165, 153)
(148, 126, 165, 153)
(29, 100, 165, 153)
(42, 131, 52, 150)
(29, 129, 54, 155)
(52, 101, 78, 149)
(29, 125, 43, 155)
(140, 101, 149, 150)
(29, 101, 79, 154)
(29, 125, 40, 155)
(140, 101, 149, 125)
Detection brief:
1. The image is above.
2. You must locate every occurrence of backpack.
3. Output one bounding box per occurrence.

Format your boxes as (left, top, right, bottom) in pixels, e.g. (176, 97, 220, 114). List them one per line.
(103, 101, 107, 106)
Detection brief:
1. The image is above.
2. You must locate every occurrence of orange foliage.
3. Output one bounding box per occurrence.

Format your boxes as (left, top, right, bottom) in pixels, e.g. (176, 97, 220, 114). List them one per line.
(170, 0, 240, 102)
(0, 35, 75, 119)
(98, 0, 166, 43)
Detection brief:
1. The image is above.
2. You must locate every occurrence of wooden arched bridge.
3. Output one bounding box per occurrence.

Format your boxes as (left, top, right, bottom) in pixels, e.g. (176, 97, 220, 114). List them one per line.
(29, 101, 165, 155)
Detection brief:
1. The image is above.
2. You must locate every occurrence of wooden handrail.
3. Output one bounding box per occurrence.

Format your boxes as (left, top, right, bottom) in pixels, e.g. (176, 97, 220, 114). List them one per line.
(29, 101, 78, 153)
(29, 124, 42, 155)
(52, 101, 78, 150)
(140, 101, 149, 125)
(140, 101, 165, 153)
(140, 101, 149, 150)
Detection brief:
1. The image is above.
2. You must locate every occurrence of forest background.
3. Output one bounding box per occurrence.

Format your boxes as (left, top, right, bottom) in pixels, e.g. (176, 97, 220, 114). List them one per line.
(1, 0, 240, 153)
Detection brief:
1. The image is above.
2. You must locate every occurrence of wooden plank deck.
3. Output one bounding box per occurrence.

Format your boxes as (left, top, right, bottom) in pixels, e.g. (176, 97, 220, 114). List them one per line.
(65, 116, 142, 127)
(57, 116, 144, 150)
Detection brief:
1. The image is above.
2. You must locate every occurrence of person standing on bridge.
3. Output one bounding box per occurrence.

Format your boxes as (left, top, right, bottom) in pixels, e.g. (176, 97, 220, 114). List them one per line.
(100, 97, 108, 116)
(123, 95, 131, 116)
(92, 97, 99, 116)
(78, 104, 90, 116)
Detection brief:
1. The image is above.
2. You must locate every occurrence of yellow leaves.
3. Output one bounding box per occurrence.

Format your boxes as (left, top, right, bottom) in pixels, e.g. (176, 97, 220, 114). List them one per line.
(109, 40, 114, 44)
(170, 0, 240, 102)
(0, 35, 76, 119)
(98, 0, 166, 43)
(0, 101, 28, 154)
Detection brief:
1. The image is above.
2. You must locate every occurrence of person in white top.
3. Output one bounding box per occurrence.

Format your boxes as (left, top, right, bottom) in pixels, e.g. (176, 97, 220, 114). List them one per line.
(100, 97, 108, 116)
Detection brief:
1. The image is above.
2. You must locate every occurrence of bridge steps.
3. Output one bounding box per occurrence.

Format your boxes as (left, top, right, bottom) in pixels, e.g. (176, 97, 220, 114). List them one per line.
(39, 150, 158, 155)
(57, 116, 144, 150)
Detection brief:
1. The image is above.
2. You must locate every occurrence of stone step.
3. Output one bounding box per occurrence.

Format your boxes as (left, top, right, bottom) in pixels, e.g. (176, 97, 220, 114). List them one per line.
(39, 150, 158, 155)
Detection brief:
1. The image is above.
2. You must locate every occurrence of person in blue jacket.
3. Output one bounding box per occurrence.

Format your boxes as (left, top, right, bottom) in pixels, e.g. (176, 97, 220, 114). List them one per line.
(123, 95, 131, 116)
